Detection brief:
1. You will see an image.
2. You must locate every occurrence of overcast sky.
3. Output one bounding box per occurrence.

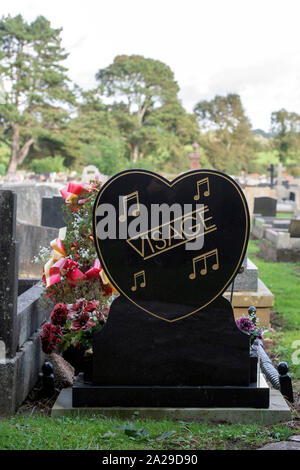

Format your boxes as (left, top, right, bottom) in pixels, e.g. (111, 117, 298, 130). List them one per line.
(3, 0, 300, 131)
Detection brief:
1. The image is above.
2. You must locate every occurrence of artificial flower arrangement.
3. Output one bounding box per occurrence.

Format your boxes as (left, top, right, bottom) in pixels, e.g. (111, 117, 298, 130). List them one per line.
(235, 314, 267, 347)
(38, 181, 117, 365)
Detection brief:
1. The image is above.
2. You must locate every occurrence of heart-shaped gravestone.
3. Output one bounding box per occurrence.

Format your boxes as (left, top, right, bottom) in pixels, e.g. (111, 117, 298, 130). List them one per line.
(93, 169, 249, 322)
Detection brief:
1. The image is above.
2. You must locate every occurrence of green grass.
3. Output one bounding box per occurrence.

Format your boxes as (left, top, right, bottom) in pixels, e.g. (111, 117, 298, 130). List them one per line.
(0, 415, 296, 450)
(248, 239, 300, 378)
(276, 212, 294, 218)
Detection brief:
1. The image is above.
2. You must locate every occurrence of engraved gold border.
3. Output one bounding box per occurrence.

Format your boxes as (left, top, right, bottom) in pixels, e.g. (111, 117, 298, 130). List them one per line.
(93, 169, 250, 323)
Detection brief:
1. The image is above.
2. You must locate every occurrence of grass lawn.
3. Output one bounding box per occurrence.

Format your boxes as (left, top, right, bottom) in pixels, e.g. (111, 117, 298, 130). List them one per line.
(247, 240, 300, 380)
(0, 415, 297, 450)
(0, 239, 299, 451)
(276, 212, 294, 218)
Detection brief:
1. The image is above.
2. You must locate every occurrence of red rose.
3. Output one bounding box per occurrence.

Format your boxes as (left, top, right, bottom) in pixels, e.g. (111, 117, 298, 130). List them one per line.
(50, 303, 68, 326)
(40, 323, 62, 354)
(71, 311, 95, 332)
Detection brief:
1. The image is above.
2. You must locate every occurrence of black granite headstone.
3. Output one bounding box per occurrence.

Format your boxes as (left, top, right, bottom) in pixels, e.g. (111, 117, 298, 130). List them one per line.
(93, 170, 249, 321)
(253, 196, 277, 217)
(92, 295, 250, 387)
(0, 190, 19, 358)
(72, 169, 270, 408)
(41, 196, 66, 229)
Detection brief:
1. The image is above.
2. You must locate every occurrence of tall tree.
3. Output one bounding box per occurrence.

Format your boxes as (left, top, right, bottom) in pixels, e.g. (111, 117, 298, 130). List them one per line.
(194, 93, 255, 172)
(0, 14, 75, 173)
(96, 55, 197, 163)
(271, 109, 300, 163)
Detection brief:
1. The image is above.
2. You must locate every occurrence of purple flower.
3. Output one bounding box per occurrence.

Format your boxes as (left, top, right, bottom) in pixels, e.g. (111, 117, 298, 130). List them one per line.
(236, 316, 255, 333)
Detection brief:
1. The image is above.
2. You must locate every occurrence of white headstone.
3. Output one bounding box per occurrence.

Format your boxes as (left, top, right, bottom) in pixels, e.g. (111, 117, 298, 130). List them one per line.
(81, 165, 101, 182)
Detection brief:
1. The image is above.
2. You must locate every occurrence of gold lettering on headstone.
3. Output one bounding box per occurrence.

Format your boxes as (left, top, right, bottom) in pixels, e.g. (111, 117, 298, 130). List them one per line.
(189, 248, 219, 279)
(126, 206, 217, 260)
(194, 177, 210, 200)
(131, 270, 146, 291)
(119, 191, 140, 222)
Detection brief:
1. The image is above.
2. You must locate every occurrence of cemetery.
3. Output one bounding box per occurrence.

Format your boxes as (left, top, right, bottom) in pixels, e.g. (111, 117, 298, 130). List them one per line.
(1, 7, 300, 453)
(0, 162, 299, 451)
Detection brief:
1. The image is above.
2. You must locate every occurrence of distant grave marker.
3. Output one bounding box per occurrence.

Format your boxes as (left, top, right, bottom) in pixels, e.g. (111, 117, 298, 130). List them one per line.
(253, 196, 277, 217)
(41, 196, 65, 229)
(82, 165, 100, 182)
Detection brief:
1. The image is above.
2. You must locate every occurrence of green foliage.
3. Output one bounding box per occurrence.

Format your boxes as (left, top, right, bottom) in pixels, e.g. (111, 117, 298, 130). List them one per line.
(0, 141, 9, 174)
(0, 14, 75, 172)
(0, 415, 296, 450)
(194, 93, 256, 173)
(82, 137, 128, 175)
(271, 109, 300, 164)
(29, 155, 66, 173)
(254, 150, 279, 168)
(96, 55, 199, 166)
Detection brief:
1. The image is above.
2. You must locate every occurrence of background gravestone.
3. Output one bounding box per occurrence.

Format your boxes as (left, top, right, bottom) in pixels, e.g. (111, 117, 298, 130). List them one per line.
(253, 196, 277, 217)
(41, 196, 66, 229)
(289, 219, 300, 238)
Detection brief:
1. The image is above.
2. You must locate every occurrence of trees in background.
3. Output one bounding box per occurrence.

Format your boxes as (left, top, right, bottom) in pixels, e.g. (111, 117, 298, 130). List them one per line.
(271, 109, 300, 164)
(2, 14, 300, 176)
(96, 55, 198, 168)
(194, 93, 256, 172)
(0, 14, 75, 172)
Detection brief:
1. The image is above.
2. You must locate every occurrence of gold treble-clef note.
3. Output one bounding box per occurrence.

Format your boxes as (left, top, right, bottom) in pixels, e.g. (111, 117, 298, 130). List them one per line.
(131, 270, 146, 291)
(119, 191, 140, 222)
(194, 177, 210, 201)
(189, 248, 219, 280)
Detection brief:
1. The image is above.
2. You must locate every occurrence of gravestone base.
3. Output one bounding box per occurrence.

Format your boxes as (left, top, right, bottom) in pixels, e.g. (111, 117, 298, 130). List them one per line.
(259, 239, 300, 262)
(225, 278, 274, 327)
(52, 375, 291, 425)
(72, 373, 269, 409)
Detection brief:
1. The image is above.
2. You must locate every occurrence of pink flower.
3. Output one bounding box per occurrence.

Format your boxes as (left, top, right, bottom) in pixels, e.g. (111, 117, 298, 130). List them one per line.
(236, 317, 255, 333)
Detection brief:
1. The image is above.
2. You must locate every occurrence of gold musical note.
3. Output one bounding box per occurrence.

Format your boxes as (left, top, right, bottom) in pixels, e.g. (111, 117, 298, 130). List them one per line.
(119, 191, 140, 222)
(131, 270, 146, 291)
(189, 248, 219, 279)
(194, 177, 210, 201)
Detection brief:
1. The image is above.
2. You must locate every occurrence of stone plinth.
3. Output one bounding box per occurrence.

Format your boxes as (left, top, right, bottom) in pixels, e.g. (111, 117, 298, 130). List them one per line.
(228, 258, 258, 292)
(259, 238, 300, 262)
(252, 215, 292, 240)
(16, 222, 58, 278)
(225, 279, 274, 327)
(277, 200, 295, 213)
(52, 375, 292, 425)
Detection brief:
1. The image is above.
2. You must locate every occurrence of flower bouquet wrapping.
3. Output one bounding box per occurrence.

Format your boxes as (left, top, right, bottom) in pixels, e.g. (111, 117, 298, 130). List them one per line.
(37, 181, 117, 373)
